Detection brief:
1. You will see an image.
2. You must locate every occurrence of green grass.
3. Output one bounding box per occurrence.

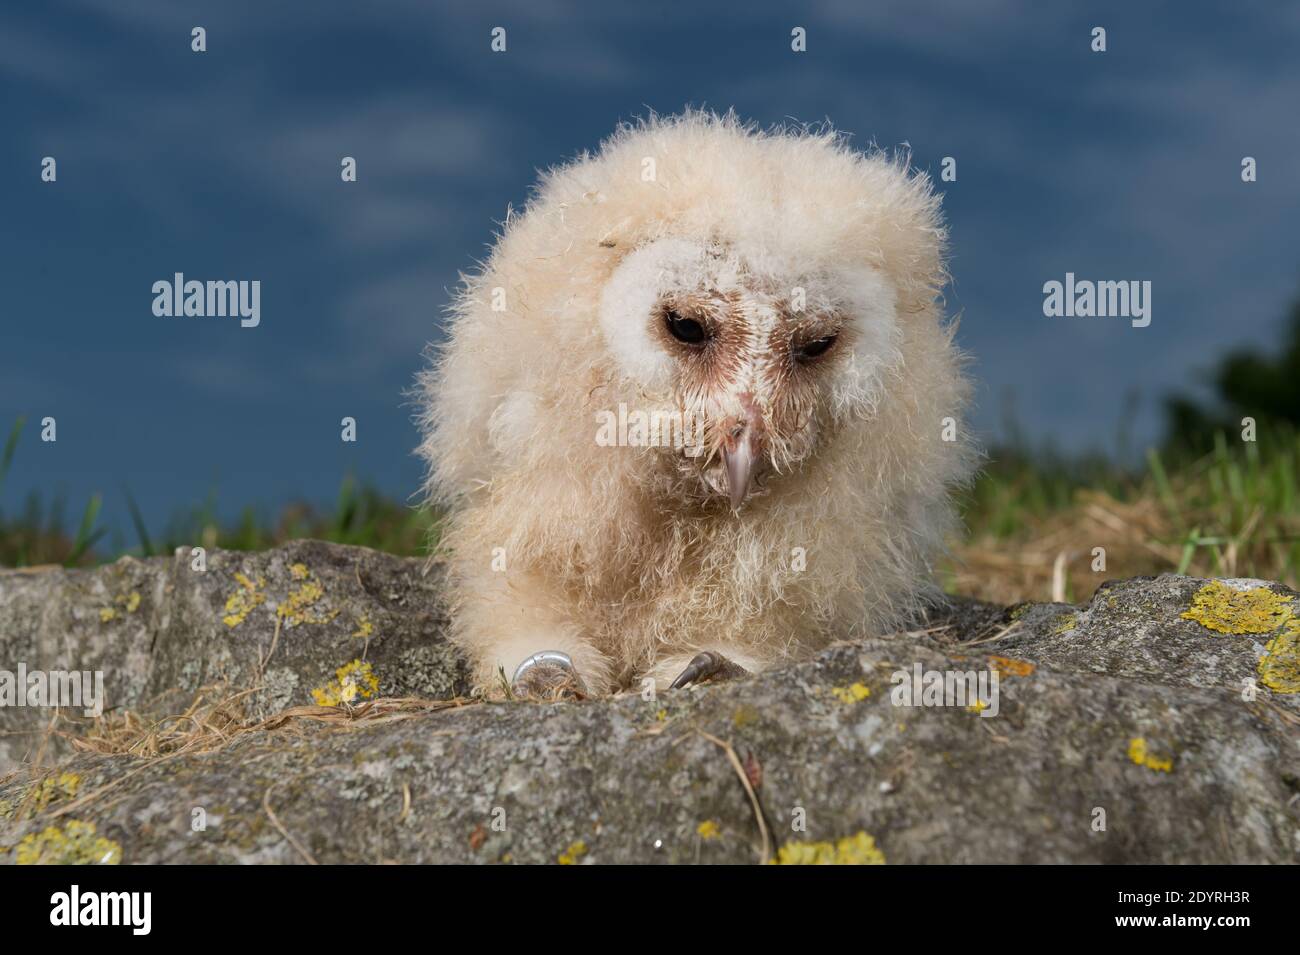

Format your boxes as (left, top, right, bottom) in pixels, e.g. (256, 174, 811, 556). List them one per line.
(0, 417, 436, 567)
(952, 424, 1300, 602)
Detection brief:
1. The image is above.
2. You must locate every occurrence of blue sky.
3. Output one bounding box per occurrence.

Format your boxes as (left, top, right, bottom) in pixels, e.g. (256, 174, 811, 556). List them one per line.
(2, 0, 1298, 539)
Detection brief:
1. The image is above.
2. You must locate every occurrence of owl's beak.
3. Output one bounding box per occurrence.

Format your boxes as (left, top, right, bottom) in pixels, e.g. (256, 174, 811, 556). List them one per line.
(721, 416, 764, 511)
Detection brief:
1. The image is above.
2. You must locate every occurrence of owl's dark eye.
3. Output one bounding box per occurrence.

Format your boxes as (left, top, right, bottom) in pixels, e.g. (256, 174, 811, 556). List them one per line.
(797, 334, 838, 360)
(665, 309, 708, 345)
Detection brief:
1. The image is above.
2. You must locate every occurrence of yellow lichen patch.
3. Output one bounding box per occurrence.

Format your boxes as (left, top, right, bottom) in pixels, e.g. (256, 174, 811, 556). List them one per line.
(15, 820, 121, 865)
(30, 772, 80, 812)
(1259, 622, 1300, 694)
(1181, 580, 1293, 634)
(311, 659, 380, 706)
(98, 590, 142, 625)
(696, 820, 721, 840)
(289, 562, 310, 581)
(223, 572, 266, 628)
(277, 573, 339, 627)
(988, 655, 1035, 677)
(1178, 583, 1300, 694)
(557, 840, 587, 865)
(1127, 737, 1174, 773)
(1051, 613, 1078, 635)
(732, 703, 760, 727)
(965, 699, 989, 714)
(656, 708, 668, 721)
(830, 682, 871, 704)
(351, 617, 374, 639)
(771, 830, 885, 865)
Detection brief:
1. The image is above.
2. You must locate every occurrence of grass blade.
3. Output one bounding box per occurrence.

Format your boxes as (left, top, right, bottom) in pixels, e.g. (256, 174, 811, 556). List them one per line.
(123, 486, 155, 557)
(1146, 446, 1180, 522)
(65, 493, 103, 566)
(0, 416, 24, 498)
(1176, 526, 1200, 576)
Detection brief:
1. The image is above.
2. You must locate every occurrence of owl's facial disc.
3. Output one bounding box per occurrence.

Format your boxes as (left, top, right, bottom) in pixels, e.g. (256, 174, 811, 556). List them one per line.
(653, 277, 859, 508)
(598, 238, 903, 511)
(652, 290, 833, 511)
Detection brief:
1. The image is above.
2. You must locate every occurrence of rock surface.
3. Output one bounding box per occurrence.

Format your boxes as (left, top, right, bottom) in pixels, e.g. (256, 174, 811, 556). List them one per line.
(1, 542, 1297, 864)
(0, 540, 467, 773)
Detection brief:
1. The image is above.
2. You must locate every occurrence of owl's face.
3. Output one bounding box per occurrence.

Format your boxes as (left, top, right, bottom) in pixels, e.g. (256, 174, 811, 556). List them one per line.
(599, 237, 903, 509)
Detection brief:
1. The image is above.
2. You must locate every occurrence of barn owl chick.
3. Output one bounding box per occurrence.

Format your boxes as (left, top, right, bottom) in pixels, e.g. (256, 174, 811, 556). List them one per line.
(418, 111, 975, 699)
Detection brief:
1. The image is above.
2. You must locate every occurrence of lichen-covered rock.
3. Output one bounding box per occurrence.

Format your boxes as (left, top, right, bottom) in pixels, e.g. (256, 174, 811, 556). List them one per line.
(0, 541, 469, 771)
(1, 548, 1297, 864)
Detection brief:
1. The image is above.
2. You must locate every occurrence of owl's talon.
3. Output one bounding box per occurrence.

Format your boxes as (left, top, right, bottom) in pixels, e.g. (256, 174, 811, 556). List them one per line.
(670, 651, 747, 690)
(511, 651, 588, 701)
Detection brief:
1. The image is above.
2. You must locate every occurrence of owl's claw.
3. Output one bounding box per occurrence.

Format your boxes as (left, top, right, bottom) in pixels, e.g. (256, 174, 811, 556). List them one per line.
(511, 651, 588, 701)
(670, 651, 748, 689)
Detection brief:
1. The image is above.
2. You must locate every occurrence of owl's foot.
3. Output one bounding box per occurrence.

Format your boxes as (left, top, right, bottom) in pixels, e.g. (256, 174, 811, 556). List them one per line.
(670, 651, 748, 689)
(511, 651, 588, 701)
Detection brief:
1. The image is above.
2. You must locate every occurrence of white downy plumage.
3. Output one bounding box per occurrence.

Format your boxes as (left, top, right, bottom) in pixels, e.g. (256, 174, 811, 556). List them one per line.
(417, 110, 976, 696)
